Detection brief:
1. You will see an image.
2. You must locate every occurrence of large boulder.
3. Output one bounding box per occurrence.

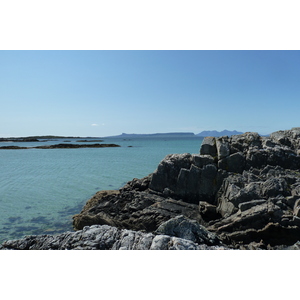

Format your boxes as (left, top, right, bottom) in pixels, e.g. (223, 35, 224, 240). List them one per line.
(149, 153, 224, 204)
(200, 137, 217, 157)
(155, 215, 221, 245)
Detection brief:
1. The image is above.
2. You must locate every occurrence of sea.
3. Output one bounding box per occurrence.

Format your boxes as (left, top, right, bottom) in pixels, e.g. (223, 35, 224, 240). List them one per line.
(0, 136, 204, 243)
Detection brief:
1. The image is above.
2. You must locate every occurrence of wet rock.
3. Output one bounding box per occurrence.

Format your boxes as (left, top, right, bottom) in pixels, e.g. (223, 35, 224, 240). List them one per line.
(73, 190, 200, 232)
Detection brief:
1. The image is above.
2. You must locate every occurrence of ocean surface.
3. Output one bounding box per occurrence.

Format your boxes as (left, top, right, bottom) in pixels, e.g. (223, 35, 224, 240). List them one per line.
(0, 136, 203, 243)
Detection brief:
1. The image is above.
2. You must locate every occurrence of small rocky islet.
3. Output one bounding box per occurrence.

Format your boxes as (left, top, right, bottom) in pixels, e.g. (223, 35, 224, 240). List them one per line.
(0, 143, 120, 150)
(2, 127, 300, 250)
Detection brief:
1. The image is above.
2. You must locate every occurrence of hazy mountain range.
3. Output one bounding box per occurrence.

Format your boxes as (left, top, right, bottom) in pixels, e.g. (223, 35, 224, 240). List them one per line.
(105, 130, 243, 138)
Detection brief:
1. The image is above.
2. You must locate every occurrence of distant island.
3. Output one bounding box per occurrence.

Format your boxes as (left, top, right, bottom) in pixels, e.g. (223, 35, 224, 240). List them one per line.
(0, 143, 120, 150)
(0, 136, 81, 142)
(105, 131, 244, 138)
(196, 130, 243, 137)
(1, 131, 245, 142)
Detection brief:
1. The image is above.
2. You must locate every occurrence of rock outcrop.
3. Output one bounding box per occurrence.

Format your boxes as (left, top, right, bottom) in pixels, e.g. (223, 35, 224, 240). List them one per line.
(0, 223, 228, 250)
(2, 127, 300, 250)
(71, 127, 300, 249)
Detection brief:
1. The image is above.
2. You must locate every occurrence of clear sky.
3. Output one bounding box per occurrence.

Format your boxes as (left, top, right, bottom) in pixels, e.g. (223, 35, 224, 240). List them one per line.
(1, 50, 300, 137)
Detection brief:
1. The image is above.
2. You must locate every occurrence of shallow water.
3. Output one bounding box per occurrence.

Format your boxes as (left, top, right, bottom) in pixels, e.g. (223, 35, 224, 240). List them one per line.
(0, 136, 203, 243)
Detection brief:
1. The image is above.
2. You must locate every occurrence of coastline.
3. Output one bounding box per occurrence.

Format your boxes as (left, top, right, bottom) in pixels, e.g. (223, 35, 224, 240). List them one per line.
(2, 127, 300, 250)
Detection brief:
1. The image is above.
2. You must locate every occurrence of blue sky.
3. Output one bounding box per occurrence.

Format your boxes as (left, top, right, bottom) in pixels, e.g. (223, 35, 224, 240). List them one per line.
(1, 50, 300, 137)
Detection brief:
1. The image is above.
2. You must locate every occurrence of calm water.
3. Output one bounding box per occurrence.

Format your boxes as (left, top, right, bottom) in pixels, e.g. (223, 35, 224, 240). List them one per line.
(0, 136, 203, 243)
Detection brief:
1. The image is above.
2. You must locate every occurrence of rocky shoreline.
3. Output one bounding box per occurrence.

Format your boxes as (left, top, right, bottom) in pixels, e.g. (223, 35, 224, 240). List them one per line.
(2, 127, 300, 250)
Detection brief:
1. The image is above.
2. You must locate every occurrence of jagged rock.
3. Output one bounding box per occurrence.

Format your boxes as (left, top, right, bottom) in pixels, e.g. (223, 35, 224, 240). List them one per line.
(238, 199, 266, 212)
(294, 199, 300, 217)
(192, 154, 215, 168)
(216, 137, 230, 160)
(72, 128, 300, 249)
(149, 153, 193, 194)
(0, 225, 229, 250)
(200, 137, 217, 157)
(175, 163, 219, 204)
(121, 175, 152, 192)
(155, 215, 221, 245)
(73, 189, 201, 232)
(218, 152, 245, 173)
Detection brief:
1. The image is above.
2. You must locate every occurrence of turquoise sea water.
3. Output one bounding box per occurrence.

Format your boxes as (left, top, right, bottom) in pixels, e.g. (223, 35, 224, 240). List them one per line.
(0, 137, 203, 243)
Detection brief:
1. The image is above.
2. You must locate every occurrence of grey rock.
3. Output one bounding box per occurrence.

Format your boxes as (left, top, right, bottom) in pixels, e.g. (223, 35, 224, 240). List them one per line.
(238, 199, 266, 212)
(293, 199, 300, 217)
(155, 215, 220, 245)
(192, 154, 215, 168)
(261, 177, 288, 197)
(216, 137, 230, 160)
(200, 137, 217, 157)
(218, 152, 245, 173)
(149, 153, 193, 194)
(0, 224, 228, 250)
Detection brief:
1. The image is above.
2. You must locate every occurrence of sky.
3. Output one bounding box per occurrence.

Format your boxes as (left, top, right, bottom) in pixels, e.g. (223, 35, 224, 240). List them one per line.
(1, 50, 300, 137)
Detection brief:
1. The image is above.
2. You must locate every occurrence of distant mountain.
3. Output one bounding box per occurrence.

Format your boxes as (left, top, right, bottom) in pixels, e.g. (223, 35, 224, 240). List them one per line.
(105, 132, 196, 138)
(196, 130, 243, 137)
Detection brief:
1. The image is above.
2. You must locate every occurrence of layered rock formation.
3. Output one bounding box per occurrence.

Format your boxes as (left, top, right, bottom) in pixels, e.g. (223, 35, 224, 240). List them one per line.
(2, 127, 300, 250)
(71, 127, 300, 249)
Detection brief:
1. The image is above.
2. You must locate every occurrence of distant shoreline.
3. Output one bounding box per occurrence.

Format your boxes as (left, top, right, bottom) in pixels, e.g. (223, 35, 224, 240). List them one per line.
(0, 130, 245, 141)
(0, 143, 120, 150)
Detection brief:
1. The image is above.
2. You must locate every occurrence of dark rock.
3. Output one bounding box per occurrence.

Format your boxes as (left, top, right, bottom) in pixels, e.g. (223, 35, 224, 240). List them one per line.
(73, 189, 201, 232)
(149, 153, 193, 194)
(35, 143, 120, 149)
(0, 143, 121, 150)
(200, 137, 217, 157)
(218, 152, 246, 173)
(0, 146, 28, 150)
(155, 215, 221, 246)
(199, 201, 221, 223)
(216, 137, 230, 160)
